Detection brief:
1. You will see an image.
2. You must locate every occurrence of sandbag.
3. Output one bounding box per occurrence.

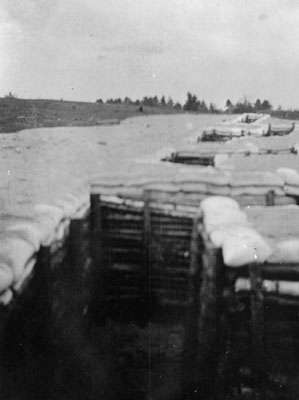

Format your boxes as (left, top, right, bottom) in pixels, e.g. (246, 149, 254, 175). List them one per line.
(55, 219, 70, 242)
(210, 225, 253, 248)
(284, 185, 299, 196)
(206, 184, 231, 196)
(200, 196, 240, 214)
(34, 204, 64, 226)
(0, 235, 36, 281)
(204, 209, 248, 234)
(0, 289, 13, 305)
(235, 277, 299, 297)
(6, 221, 45, 251)
(276, 168, 299, 186)
(56, 197, 79, 219)
(222, 227, 273, 267)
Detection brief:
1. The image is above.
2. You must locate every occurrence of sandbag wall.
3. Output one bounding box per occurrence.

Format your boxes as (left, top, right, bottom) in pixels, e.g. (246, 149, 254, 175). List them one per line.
(195, 197, 299, 400)
(0, 189, 94, 399)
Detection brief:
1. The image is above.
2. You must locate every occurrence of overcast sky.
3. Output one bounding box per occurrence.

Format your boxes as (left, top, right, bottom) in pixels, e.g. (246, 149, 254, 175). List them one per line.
(1, 0, 299, 108)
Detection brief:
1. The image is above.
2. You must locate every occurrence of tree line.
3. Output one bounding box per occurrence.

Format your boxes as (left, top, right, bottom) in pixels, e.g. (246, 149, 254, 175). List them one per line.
(225, 98, 272, 113)
(96, 92, 220, 113)
(96, 92, 276, 114)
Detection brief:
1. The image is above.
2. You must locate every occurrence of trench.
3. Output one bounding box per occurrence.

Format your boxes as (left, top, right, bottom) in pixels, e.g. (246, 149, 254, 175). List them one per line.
(0, 194, 207, 400)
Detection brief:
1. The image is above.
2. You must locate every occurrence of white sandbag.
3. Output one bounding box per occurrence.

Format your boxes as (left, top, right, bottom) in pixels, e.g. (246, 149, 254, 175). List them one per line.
(206, 184, 231, 196)
(56, 197, 78, 219)
(0, 263, 14, 293)
(235, 277, 299, 297)
(34, 204, 64, 226)
(6, 221, 44, 251)
(235, 277, 251, 292)
(63, 192, 85, 212)
(0, 289, 13, 305)
(0, 235, 36, 281)
(54, 219, 70, 242)
(200, 196, 240, 215)
(210, 225, 252, 248)
(277, 281, 299, 297)
(222, 227, 273, 267)
(284, 185, 299, 196)
(231, 186, 285, 196)
(267, 239, 299, 263)
(176, 182, 208, 193)
(204, 209, 248, 234)
(276, 168, 299, 186)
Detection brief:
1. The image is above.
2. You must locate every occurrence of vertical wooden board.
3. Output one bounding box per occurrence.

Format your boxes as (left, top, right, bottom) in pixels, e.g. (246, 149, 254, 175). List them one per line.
(249, 263, 266, 398)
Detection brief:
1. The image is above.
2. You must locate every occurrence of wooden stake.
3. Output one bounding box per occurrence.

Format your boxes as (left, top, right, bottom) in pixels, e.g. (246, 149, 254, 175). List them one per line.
(249, 263, 266, 399)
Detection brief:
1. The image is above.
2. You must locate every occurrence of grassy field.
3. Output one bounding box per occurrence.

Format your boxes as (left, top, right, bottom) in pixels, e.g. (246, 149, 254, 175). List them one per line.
(0, 97, 183, 133)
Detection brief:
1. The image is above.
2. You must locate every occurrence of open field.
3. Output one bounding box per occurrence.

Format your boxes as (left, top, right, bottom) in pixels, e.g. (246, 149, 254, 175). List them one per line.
(0, 97, 182, 133)
(0, 113, 227, 218)
(1, 113, 297, 219)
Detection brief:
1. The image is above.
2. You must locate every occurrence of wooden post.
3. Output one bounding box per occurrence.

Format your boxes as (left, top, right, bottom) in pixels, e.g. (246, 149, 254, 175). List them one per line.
(35, 245, 52, 349)
(142, 189, 151, 321)
(90, 193, 104, 268)
(89, 193, 106, 325)
(69, 218, 84, 277)
(249, 263, 266, 399)
(266, 190, 275, 206)
(191, 240, 223, 398)
(181, 215, 204, 395)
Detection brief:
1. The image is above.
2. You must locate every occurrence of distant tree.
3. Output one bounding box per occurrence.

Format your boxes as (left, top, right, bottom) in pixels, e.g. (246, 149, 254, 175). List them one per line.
(174, 102, 182, 110)
(152, 96, 159, 107)
(96, 98, 103, 104)
(167, 97, 173, 108)
(184, 92, 199, 112)
(124, 97, 132, 105)
(226, 99, 233, 108)
(199, 100, 208, 112)
(209, 103, 218, 113)
(261, 99, 272, 110)
(254, 99, 261, 111)
(233, 97, 253, 113)
(5, 91, 17, 99)
(160, 96, 166, 106)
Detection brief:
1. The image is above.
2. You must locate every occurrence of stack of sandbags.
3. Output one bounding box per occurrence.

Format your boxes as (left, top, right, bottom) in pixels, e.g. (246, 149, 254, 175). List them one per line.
(201, 199, 299, 296)
(91, 168, 299, 207)
(0, 183, 90, 305)
(200, 196, 273, 267)
(229, 171, 285, 197)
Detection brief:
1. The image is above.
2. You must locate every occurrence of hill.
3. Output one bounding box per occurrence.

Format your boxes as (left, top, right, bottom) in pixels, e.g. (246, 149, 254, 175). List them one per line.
(0, 97, 182, 133)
